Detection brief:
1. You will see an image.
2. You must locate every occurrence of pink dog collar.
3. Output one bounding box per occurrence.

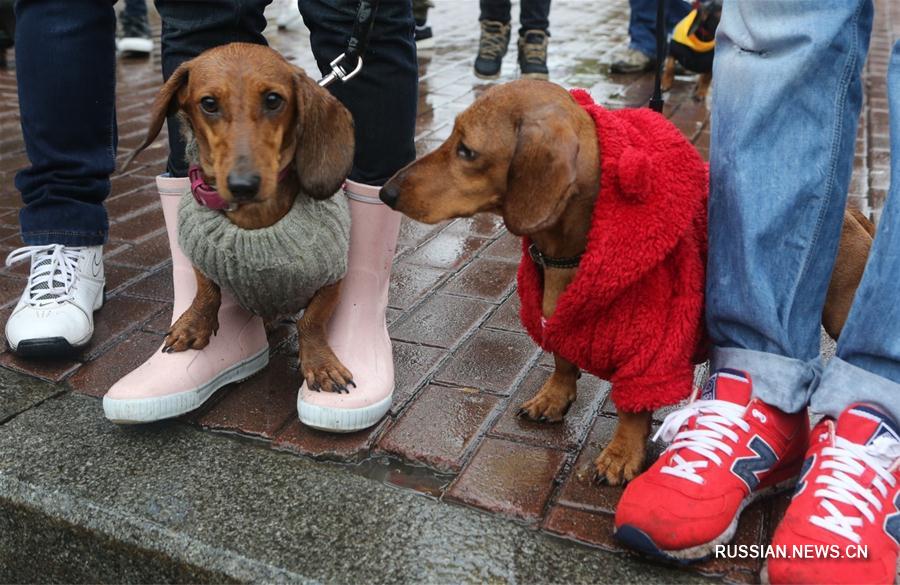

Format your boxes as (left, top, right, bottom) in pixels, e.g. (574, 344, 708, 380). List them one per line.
(188, 165, 293, 211)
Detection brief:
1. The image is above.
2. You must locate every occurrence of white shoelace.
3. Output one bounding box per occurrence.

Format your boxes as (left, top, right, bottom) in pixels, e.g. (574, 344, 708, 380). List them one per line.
(5, 244, 85, 306)
(654, 399, 750, 485)
(809, 434, 900, 544)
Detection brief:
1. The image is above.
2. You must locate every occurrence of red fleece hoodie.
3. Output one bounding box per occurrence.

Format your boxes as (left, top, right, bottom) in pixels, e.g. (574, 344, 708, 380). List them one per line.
(518, 89, 708, 412)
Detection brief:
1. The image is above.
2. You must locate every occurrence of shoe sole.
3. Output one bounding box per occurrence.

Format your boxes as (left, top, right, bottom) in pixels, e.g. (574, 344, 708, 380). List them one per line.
(520, 72, 549, 80)
(7, 287, 106, 358)
(416, 37, 436, 50)
(474, 70, 502, 80)
(103, 347, 269, 424)
(614, 475, 799, 563)
(297, 390, 393, 433)
(117, 38, 152, 54)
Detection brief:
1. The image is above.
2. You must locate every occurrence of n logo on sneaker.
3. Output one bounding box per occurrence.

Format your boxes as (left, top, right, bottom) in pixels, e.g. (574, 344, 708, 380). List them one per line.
(886, 492, 900, 546)
(731, 435, 777, 491)
(793, 455, 815, 498)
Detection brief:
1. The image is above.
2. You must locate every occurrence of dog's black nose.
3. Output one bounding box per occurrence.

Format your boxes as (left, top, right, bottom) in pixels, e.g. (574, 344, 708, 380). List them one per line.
(379, 183, 400, 208)
(227, 172, 261, 200)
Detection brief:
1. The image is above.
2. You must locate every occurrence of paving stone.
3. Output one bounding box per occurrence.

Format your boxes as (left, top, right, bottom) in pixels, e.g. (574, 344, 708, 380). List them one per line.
(106, 231, 172, 269)
(447, 436, 568, 522)
(83, 295, 166, 360)
(68, 330, 163, 398)
(435, 328, 538, 394)
(108, 205, 165, 242)
(390, 293, 493, 348)
(386, 261, 446, 310)
(0, 353, 81, 384)
(483, 292, 525, 333)
(391, 341, 446, 414)
(121, 265, 173, 302)
(481, 231, 522, 262)
(273, 416, 390, 462)
(555, 415, 628, 514)
(378, 385, 499, 472)
(193, 354, 298, 440)
(489, 367, 609, 451)
(440, 256, 519, 302)
(543, 505, 620, 551)
(401, 231, 489, 270)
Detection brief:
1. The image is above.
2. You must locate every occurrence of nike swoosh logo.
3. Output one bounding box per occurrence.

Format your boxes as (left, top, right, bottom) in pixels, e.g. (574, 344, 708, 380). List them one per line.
(92, 254, 102, 278)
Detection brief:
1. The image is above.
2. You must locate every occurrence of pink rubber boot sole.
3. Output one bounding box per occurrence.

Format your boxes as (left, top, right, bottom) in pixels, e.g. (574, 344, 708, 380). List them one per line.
(297, 181, 401, 432)
(103, 175, 269, 424)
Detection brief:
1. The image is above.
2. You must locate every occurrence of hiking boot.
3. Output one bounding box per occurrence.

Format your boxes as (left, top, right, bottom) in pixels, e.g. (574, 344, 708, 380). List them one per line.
(610, 47, 654, 74)
(518, 29, 549, 80)
(474, 20, 511, 80)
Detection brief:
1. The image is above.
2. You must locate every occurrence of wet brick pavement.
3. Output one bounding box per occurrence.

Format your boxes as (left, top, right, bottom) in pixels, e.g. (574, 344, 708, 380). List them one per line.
(0, 1, 897, 583)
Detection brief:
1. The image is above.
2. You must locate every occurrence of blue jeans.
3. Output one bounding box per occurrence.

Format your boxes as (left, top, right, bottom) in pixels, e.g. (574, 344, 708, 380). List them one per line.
(479, 0, 551, 35)
(707, 0, 900, 424)
(14, 0, 117, 246)
(627, 0, 689, 58)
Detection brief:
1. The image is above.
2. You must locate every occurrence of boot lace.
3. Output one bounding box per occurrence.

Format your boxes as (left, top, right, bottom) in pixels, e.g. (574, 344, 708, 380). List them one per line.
(654, 399, 751, 485)
(6, 245, 85, 306)
(479, 21, 510, 60)
(809, 434, 900, 544)
(520, 32, 548, 65)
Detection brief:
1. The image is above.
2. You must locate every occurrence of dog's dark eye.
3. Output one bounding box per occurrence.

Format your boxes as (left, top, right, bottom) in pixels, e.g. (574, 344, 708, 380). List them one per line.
(264, 92, 284, 111)
(199, 96, 219, 114)
(456, 142, 477, 161)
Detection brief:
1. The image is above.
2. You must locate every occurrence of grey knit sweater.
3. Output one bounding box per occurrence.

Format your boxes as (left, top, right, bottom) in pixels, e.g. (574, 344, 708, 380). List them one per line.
(177, 191, 350, 318)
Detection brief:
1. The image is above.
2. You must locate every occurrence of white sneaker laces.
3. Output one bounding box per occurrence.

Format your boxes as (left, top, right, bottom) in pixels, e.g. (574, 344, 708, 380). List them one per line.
(654, 399, 751, 485)
(5, 244, 85, 306)
(809, 434, 900, 544)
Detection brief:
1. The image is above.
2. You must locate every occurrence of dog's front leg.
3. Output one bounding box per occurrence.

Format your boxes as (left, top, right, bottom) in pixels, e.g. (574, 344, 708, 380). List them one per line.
(593, 410, 652, 485)
(163, 267, 221, 352)
(661, 56, 677, 92)
(518, 353, 579, 422)
(297, 280, 354, 393)
(694, 71, 712, 101)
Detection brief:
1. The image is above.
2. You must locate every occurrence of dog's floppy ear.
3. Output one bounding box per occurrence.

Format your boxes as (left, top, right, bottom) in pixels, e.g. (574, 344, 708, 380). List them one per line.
(293, 70, 355, 199)
(503, 116, 579, 235)
(124, 63, 190, 170)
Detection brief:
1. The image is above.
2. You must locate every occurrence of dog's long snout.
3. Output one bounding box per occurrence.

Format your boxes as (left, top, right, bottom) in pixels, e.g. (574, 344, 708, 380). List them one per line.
(227, 172, 261, 200)
(379, 182, 400, 208)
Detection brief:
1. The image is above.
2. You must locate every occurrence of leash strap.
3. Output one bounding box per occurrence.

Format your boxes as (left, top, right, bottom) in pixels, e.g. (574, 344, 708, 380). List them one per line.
(318, 0, 381, 88)
(528, 243, 582, 270)
(649, 0, 666, 112)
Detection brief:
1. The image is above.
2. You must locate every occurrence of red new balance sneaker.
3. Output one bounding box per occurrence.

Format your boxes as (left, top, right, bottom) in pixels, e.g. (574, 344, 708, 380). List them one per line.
(765, 403, 900, 584)
(615, 368, 809, 561)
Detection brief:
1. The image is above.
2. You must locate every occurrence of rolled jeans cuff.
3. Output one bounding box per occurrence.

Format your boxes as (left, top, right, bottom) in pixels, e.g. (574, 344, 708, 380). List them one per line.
(812, 357, 900, 425)
(710, 346, 820, 414)
(20, 229, 107, 247)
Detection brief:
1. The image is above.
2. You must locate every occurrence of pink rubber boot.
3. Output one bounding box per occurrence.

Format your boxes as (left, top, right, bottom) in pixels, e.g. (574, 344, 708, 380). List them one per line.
(103, 175, 269, 423)
(297, 180, 401, 432)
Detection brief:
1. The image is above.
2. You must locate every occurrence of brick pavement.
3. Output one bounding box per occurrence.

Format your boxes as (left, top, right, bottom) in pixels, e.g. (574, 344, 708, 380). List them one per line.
(0, 1, 896, 583)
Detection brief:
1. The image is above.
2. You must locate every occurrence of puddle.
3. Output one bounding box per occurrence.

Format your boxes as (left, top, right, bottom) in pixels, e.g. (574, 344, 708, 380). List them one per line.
(351, 454, 455, 499)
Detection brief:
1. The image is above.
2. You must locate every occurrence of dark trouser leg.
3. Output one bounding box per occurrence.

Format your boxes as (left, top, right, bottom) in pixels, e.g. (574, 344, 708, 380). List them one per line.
(479, 0, 511, 24)
(154, 0, 271, 177)
(300, 0, 417, 184)
(14, 0, 116, 246)
(519, 0, 550, 35)
(120, 0, 148, 30)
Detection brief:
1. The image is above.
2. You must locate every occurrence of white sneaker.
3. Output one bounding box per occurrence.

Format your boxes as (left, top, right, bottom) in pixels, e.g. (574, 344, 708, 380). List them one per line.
(4, 245, 105, 357)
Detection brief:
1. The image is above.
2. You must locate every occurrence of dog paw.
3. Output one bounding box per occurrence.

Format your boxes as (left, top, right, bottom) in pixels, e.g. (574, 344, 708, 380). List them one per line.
(300, 348, 355, 394)
(163, 310, 219, 352)
(517, 387, 575, 423)
(592, 442, 646, 486)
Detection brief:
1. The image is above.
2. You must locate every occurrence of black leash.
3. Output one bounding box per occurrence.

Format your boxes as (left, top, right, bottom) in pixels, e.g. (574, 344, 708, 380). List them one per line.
(649, 0, 666, 112)
(318, 0, 381, 87)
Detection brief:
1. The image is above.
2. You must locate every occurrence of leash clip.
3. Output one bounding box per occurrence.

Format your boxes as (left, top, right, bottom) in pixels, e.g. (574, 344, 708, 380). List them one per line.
(318, 53, 364, 88)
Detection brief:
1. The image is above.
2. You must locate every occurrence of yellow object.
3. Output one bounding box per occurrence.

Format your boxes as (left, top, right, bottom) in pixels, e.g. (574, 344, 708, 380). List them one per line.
(672, 9, 715, 53)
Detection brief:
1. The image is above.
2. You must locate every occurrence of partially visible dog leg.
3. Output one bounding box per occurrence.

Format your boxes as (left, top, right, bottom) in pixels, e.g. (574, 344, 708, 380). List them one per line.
(694, 71, 712, 101)
(164, 267, 221, 352)
(593, 410, 652, 485)
(661, 56, 677, 92)
(518, 354, 579, 422)
(823, 209, 874, 339)
(297, 280, 355, 393)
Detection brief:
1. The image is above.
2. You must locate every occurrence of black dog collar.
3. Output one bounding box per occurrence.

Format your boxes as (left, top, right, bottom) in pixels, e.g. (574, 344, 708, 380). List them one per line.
(528, 243, 582, 269)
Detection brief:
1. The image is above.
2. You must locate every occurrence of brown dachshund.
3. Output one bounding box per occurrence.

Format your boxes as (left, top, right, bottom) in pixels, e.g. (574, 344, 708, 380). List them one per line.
(380, 79, 873, 484)
(128, 43, 357, 394)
